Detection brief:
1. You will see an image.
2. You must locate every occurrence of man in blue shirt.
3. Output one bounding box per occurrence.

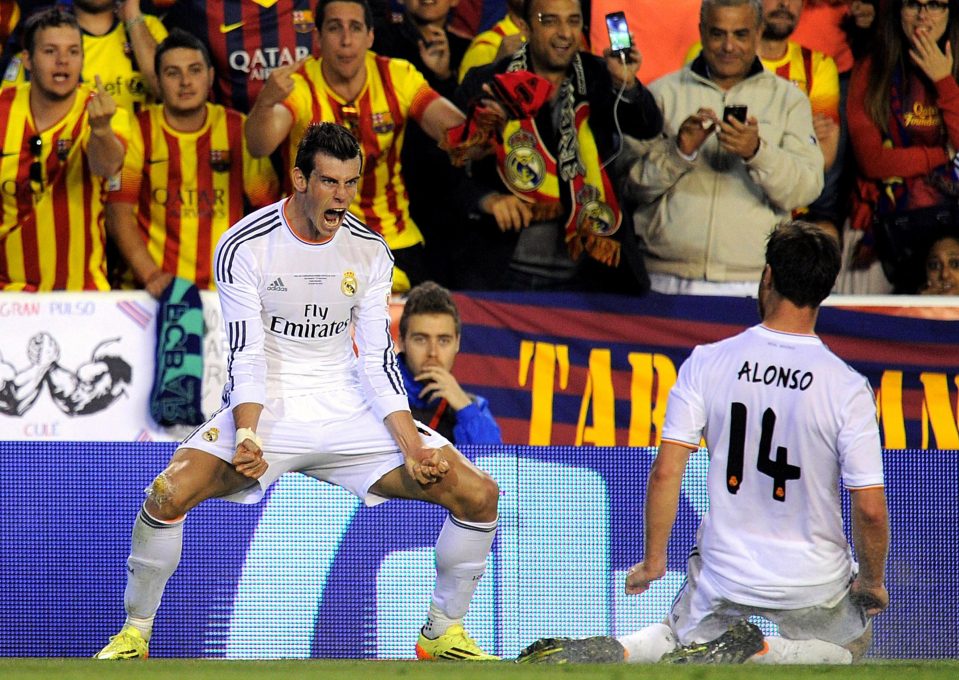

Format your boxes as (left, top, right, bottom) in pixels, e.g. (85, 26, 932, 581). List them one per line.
(398, 281, 502, 445)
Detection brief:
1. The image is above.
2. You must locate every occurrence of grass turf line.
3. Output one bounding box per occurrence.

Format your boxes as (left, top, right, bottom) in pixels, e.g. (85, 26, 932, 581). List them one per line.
(1, 659, 958, 680)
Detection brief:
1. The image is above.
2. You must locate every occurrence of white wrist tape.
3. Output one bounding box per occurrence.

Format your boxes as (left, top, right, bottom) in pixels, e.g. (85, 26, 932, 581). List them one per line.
(234, 427, 263, 450)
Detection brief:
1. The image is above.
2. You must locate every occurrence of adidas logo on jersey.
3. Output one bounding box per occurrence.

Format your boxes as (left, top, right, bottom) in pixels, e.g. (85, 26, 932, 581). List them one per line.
(266, 277, 287, 292)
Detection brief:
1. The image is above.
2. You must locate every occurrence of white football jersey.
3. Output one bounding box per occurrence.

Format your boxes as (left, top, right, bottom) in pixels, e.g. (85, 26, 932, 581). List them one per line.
(212, 199, 409, 422)
(662, 324, 884, 609)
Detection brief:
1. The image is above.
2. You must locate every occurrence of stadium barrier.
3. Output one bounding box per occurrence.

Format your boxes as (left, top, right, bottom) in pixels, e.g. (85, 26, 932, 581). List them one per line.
(1, 291, 958, 449)
(1, 442, 953, 659)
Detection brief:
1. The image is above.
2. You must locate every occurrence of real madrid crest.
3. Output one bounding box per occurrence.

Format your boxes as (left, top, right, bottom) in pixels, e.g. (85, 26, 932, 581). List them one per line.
(341, 270, 358, 296)
(576, 184, 617, 236)
(202, 427, 219, 442)
(504, 130, 545, 192)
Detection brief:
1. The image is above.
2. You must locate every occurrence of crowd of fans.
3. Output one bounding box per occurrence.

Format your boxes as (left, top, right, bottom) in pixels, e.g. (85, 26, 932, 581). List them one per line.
(1, 0, 959, 297)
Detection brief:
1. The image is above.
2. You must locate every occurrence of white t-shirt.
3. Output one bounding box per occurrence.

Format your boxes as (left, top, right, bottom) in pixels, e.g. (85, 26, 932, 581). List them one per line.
(212, 198, 409, 422)
(662, 324, 884, 609)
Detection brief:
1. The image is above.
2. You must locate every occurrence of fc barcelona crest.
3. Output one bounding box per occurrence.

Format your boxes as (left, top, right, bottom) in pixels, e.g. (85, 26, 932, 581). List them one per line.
(57, 138, 73, 161)
(293, 10, 315, 33)
(371, 112, 394, 135)
(210, 149, 231, 172)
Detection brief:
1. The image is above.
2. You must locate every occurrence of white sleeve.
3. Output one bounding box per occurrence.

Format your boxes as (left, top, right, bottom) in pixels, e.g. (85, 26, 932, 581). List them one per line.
(838, 376, 885, 489)
(352, 249, 409, 421)
(661, 346, 707, 447)
(213, 239, 267, 406)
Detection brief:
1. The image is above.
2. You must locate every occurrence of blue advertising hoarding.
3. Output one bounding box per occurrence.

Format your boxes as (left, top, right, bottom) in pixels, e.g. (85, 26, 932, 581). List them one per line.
(1, 442, 953, 659)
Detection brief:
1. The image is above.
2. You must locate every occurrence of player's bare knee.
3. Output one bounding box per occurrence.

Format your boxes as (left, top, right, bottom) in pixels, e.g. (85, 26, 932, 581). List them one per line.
(455, 474, 499, 522)
(145, 472, 188, 519)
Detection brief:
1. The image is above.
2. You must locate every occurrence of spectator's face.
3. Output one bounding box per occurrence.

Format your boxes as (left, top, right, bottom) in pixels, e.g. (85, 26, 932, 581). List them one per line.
(403, 0, 459, 25)
(700, 4, 760, 88)
(901, 0, 950, 45)
(73, 0, 115, 13)
(523, 0, 583, 74)
(318, 1, 374, 83)
(762, 0, 802, 40)
(293, 152, 361, 240)
(25, 25, 83, 101)
(400, 313, 460, 375)
(924, 236, 959, 294)
(158, 48, 213, 116)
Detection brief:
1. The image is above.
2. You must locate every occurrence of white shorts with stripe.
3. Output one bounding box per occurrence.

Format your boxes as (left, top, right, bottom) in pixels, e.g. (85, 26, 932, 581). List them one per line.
(180, 387, 449, 506)
(669, 551, 872, 647)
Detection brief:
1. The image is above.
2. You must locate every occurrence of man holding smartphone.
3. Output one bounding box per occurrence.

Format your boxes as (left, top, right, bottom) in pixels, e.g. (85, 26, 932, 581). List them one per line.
(617, 0, 824, 296)
(454, 0, 662, 292)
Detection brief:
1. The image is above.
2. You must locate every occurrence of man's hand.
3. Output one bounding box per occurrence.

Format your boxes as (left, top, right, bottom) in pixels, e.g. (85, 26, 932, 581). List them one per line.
(405, 445, 451, 486)
(813, 113, 839, 170)
(603, 44, 641, 90)
(677, 108, 719, 156)
(624, 559, 666, 595)
(493, 32, 526, 63)
(850, 1, 876, 30)
(850, 578, 889, 617)
(910, 29, 953, 83)
(418, 27, 452, 80)
(718, 114, 761, 160)
(145, 270, 175, 299)
(87, 75, 117, 133)
(415, 366, 471, 411)
(481, 193, 534, 231)
(256, 57, 308, 109)
(232, 434, 268, 479)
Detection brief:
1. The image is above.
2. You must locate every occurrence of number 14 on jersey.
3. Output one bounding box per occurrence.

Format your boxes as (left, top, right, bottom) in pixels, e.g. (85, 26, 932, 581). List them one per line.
(727, 403, 801, 502)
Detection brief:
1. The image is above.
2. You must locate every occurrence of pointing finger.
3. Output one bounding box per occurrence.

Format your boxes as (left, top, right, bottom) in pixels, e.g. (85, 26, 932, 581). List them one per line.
(95, 74, 105, 94)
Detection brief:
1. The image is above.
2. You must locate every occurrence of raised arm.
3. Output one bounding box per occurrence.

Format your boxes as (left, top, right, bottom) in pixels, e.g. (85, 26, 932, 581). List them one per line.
(86, 76, 126, 177)
(245, 59, 306, 157)
(118, 0, 163, 98)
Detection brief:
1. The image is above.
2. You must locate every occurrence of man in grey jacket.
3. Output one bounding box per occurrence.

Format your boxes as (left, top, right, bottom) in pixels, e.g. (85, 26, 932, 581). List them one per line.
(618, 0, 824, 295)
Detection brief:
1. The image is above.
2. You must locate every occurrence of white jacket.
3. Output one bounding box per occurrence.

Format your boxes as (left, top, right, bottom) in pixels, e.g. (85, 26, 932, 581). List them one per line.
(619, 57, 824, 282)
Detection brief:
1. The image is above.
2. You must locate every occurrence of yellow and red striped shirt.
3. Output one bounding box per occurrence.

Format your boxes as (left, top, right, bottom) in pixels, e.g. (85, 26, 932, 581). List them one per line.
(2, 16, 168, 113)
(458, 15, 522, 83)
(283, 53, 440, 251)
(110, 102, 279, 289)
(0, 83, 131, 291)
(763, 42, 839, 123)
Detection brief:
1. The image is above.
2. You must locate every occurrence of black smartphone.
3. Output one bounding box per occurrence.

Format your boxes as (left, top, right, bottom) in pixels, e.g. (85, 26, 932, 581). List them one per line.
(723, 105, 748, 124)
(605, 11, 632, 56)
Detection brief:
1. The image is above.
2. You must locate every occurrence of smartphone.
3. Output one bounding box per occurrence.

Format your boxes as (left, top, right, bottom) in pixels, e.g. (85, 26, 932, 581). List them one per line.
(605, 11, 632, 56)
(723, 105, 748, 124)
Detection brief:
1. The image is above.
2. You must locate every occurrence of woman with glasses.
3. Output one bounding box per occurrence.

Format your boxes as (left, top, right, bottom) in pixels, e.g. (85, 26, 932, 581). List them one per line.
(846, 0, 959, 293)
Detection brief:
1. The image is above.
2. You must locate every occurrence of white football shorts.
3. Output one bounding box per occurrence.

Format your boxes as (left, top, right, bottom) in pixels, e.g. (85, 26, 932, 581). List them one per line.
(669, 551, 871, 647)
(179, 386, 449, 506)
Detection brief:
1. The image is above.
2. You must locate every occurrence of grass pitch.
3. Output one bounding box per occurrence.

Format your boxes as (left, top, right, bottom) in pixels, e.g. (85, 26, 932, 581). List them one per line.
(2, 659, 958, 680)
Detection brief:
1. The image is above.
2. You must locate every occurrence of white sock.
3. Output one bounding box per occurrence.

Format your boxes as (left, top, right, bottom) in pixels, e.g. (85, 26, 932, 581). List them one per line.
(749, 637, 853, 664)
(618, 623, 679, 663)
(422, 514, 497, 639)
(123, 503, 185, 641)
